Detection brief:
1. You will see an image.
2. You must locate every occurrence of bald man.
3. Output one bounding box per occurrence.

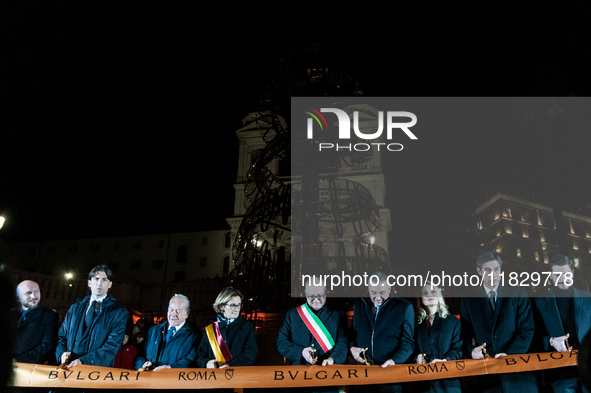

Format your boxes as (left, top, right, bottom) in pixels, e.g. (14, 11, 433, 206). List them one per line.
(12, 280, 58, 364)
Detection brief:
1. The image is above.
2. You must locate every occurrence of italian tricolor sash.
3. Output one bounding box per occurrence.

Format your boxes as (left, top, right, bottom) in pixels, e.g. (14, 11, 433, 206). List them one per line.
(205, 322, 233, 366)
(296, 303, 335, 353)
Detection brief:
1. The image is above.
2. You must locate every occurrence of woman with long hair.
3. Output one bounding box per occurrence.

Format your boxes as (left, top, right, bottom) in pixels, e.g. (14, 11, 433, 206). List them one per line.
(414, 281, 463, 393)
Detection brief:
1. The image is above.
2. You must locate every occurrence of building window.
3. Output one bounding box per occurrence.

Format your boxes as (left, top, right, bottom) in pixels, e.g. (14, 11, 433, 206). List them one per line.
(506, 208, 512, 218)
(543, 253, 549, 264)
(225, 232, 232, 248)
(114, 243, 121, 251)
(177, 246, 187, 264)
(90, 244, 99, 252)
(516, 248, 522, 258)
(522, 226, 529, 238)
(534, 251, 540, 262)
(539, 229, 545, 242)
(202, 237, 208, 246)
(174, 271, 185, 283)
(573, 239, 579, 251)
(132, 241, 142, 250)
(200, 257, 207, 267)
(223, 256, 230, 276)
(130, 261, 142, 270)
(574, 258, 580, 268)
(152, 260, 164, 269)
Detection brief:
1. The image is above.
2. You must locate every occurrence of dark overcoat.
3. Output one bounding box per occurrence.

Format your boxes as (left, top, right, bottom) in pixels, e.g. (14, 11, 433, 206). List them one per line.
(461, 285, 538, 393)
(12, 306, 58, 364)
(349, 297, 415, 365)
(196, 316, 258, 367)
(534, 287, 591, 350)
(55, 295, 127, 367)
(276, 304, 348, 365)
(412, 313, 462, 393)
(134, 321, 198, 369)
(534, 287, 591, 393)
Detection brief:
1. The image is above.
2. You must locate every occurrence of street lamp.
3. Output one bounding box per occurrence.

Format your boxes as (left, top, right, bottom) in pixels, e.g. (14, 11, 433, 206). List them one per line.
(65, 273, 73, 279)
(0, 216, 5, 230)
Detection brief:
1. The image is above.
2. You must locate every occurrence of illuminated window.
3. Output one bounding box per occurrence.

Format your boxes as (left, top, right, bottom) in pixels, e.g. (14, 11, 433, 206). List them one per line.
(569, 218, 575, 234)
(544, 253, 549, 264)
(516, 248, 522, 258)
(534, 251, 540, 261)
(574, 258, 580, 268)
(522, 226, 529, 238)
(573, 239, 579, 251)
(539, 229, 545, 242)
(507, 208, 512, 218)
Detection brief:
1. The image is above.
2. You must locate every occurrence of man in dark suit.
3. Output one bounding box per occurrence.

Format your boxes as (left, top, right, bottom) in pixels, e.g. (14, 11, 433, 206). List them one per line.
(55, 264, 127, 367)
(135, 294, 198, 370)
(349, 271, 414, 393)
(461, 251, 538, 393)
(534, 254, 591, 393)
(12, 280, 58, 364)
(276, 280, 348, 366)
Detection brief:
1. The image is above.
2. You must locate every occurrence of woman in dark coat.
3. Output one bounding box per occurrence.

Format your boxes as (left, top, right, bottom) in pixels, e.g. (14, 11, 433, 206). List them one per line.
(413, 282, 463, 393)
(196, 287, 258, 368)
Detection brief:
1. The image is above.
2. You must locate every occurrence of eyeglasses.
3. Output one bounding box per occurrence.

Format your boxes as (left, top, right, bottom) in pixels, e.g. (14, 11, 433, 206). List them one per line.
(224, 303, 242, 310)
(306, 294, 325, 301)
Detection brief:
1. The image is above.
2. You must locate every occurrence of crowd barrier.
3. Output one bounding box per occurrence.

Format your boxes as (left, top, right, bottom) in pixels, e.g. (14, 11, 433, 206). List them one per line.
(11, 351, 578, 390)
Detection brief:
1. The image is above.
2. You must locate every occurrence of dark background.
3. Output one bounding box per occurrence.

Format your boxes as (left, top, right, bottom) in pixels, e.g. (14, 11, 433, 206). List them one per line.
(2, 3, 591, 269)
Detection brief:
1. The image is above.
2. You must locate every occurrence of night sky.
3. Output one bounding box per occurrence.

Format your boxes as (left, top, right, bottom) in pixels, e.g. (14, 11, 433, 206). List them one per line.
(2, 1, 591, 268)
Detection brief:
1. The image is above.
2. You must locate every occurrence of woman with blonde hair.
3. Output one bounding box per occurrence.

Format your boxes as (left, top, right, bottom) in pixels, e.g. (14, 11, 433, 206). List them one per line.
(196, 287, 258, 368)
(413, 281, 463, 393)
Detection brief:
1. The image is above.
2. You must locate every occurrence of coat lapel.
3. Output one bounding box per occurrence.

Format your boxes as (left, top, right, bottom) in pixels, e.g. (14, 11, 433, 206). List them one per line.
(429, 315, 443, 354)
(417, 321, 431, 356)
(19, 308, 41, 329)
(539, 293, 565, 337)
(492, 285, 507, 322)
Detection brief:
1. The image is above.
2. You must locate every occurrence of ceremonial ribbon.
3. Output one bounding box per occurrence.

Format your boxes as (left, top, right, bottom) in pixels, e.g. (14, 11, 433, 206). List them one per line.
(10, 351, 579, 389)
(205, 322, 233, 367)
(297, 303, 335, 353)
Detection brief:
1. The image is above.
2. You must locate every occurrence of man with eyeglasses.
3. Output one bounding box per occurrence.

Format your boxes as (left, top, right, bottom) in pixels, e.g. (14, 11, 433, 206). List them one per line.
(55, 265, 127, 367)
(135, 294, 199, 370)
(276, 278, 348, 372)
(349, 271, 414, 393)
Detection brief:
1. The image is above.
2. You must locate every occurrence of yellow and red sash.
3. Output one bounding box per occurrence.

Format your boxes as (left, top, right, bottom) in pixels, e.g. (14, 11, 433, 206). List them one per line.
(205, 321, 233, 366)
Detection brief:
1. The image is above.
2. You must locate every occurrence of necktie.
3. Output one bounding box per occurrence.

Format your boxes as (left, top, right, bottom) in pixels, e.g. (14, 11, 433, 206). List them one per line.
(166, 327, 176, 344)
(85, 300, 100, 327)
(18, 310, 30, 327)
(489, 290, 496, 311)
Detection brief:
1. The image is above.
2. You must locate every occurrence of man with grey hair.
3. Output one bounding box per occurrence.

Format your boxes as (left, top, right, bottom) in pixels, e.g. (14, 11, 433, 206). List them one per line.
(134, 294, 199, 370)
(12, 280, 58, 364)
(349, 271, 414, 393)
